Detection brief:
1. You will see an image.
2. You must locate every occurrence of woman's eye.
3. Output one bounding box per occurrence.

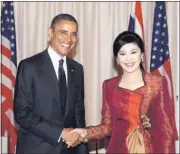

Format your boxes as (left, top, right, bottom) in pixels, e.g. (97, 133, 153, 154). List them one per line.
(119, 53, 125, 56)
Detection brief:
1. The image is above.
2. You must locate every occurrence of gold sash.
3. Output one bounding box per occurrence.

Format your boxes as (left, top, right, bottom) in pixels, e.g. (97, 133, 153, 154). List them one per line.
(126, 126, 145, 154)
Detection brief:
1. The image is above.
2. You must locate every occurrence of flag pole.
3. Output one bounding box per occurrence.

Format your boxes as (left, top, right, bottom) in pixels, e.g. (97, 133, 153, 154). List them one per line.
(175, 2, 179, 153)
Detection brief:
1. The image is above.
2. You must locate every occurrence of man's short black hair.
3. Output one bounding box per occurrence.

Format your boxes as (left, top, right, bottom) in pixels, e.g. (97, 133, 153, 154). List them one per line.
(50, 13, 78, 31)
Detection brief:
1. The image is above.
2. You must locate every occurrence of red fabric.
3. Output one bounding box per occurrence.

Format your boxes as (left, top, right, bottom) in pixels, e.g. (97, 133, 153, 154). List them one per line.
(106, 87, 143, 153)
(87, 72, 177, 153)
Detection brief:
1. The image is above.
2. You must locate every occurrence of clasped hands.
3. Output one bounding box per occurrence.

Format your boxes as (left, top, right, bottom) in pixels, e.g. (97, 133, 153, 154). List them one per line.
(61, 116, 151, 148)
(62, 128, 87, 148)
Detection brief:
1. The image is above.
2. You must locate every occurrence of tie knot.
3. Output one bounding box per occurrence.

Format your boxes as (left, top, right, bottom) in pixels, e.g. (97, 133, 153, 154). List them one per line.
(59, 59, 64, 66)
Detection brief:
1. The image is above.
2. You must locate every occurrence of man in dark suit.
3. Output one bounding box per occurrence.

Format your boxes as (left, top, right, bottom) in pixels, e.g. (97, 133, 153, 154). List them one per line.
(14, 13, 88, 154)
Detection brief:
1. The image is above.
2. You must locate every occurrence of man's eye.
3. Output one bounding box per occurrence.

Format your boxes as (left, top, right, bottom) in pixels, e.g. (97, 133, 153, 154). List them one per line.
(132, 51, 137, 54)
(60, 31, 67, 35)
(72, 33, 77, 37)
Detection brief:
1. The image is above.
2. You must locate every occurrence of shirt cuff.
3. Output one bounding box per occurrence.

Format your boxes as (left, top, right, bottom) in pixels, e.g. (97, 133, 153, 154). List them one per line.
(83, 137, 88, 143)
(58, 132, 62, 142)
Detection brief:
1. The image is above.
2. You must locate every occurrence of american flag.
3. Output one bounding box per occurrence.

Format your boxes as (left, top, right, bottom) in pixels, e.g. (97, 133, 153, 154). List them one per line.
(1, 1, 18, 153)
(128, 1, 147, 71)
(150, 1, 178, 140)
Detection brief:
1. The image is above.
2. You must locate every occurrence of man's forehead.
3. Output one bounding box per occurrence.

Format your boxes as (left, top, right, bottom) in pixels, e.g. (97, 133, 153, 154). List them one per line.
(56, 20, 77, 30)
(58, 20, 77, 25)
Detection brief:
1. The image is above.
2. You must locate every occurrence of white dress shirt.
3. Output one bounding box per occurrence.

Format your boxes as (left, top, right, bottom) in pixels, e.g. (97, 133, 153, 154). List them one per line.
(47, 46, 67, 142)
(48, 46, 68, 84)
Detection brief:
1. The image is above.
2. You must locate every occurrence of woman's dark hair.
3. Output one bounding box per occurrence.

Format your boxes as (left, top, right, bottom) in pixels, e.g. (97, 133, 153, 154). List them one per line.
(113, 31, 144, 70)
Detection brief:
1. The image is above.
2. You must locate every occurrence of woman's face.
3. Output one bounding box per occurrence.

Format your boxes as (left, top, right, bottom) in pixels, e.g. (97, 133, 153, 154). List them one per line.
(116, 42, 142, 73)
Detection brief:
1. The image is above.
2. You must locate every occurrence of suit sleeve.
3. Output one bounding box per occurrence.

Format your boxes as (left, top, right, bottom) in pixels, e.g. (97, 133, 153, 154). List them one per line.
(14, 60, 63, 147)
(86, 80, 112, 141)
(74, 65, 89, 154)
(149, 77, 177, 153)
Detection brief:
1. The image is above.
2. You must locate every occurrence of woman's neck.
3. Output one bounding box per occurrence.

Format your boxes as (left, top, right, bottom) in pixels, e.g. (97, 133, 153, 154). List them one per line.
(121, 68, 143, 83)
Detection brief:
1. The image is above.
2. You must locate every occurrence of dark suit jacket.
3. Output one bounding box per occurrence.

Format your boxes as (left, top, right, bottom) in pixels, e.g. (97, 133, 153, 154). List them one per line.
(14, 50, 88, 154)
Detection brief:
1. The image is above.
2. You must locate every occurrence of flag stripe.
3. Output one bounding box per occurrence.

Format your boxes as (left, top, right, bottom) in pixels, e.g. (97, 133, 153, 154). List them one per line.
(136, 2, 144, 32)
(5, 109, 17, 128)
(2, 74, 14, 90)
(2, 53, 17, 77)
(158, 65, 172, 98)
(1, 85, 13, 110)
(1, 96, 6, 104)
(2, 36, 11, 51)
(2, 64, 16, 84)
(1, 45, 12, 59)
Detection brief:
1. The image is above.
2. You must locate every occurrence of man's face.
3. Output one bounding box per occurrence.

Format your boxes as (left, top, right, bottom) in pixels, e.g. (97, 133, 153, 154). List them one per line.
(48, 20, 78, 57)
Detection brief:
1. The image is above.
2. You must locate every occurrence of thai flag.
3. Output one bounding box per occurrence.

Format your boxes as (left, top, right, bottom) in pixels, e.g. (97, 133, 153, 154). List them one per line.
(128, 2, 147, 71)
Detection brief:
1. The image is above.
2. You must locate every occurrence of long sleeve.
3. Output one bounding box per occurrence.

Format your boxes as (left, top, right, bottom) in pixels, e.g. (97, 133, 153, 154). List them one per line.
(87, 81, 112, 141)
(150, 76, 176, 153)
(14, 60, 63, 147)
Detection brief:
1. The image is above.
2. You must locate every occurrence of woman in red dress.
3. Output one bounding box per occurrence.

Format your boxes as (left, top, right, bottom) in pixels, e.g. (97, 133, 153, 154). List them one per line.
(70, 31, 178, 153)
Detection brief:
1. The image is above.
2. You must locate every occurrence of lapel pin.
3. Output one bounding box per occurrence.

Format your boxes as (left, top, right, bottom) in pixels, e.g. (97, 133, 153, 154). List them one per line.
(71, 69, 74, 72)
(147, 86, 151, 93)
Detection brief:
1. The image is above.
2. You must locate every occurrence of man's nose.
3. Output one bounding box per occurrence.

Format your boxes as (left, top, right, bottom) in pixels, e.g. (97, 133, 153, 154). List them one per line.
(65, 34, 72, 42)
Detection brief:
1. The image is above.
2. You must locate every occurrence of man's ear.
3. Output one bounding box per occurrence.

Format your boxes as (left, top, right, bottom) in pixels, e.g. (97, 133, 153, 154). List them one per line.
(48, 27, 53, 41)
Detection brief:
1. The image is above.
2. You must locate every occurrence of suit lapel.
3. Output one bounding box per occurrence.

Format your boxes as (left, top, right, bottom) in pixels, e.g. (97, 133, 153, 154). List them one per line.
(65, 58, 76, 118)
(40, 51, 64, 116)
(40, 52, 76, 119)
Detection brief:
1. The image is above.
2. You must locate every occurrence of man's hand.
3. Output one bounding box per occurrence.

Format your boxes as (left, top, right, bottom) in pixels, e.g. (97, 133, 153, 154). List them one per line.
(70, 128, 88, 139)
(62, 128, 83, 148)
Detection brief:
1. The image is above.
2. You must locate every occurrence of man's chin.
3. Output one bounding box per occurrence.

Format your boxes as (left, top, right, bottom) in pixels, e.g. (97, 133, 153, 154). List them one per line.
(57, 51, 70, 57)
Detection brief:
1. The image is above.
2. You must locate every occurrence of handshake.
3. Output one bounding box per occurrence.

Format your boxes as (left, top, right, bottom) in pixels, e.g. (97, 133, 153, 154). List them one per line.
(61, 128, 88, 148)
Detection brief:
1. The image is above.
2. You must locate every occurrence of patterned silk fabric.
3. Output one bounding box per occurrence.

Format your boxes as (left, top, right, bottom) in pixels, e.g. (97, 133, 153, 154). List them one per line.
(87, 72, 177, 154)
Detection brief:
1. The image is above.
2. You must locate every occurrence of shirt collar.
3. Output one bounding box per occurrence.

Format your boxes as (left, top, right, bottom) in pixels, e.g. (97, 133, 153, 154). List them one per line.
(48, 46, 66, 64)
